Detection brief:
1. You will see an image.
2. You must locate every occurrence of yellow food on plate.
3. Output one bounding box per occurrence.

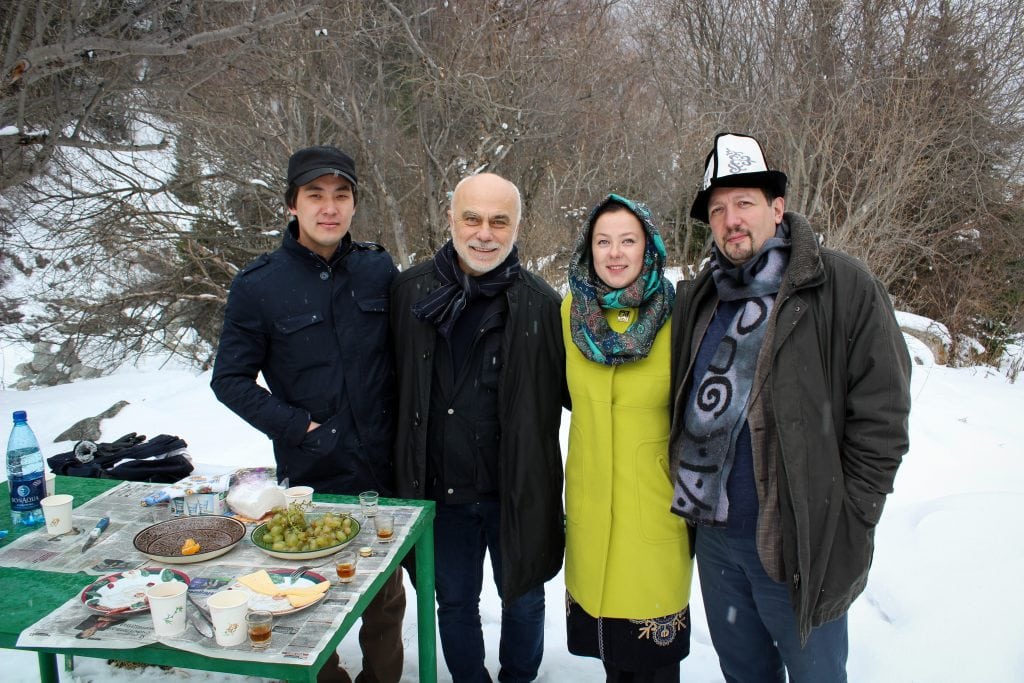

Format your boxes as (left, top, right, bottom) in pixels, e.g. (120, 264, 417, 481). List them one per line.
(181, 538, 201, 555)
(236, 569, 277, 594)
(286, 591, 324, 608)
(237, 569, 330, 608)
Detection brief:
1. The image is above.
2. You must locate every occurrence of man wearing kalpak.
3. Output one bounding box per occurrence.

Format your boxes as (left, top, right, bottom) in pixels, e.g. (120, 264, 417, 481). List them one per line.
(669, 133, 911, 682)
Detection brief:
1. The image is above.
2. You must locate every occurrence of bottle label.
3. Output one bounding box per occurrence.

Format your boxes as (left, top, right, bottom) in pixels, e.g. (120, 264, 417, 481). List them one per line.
(9, 473, 44, 511)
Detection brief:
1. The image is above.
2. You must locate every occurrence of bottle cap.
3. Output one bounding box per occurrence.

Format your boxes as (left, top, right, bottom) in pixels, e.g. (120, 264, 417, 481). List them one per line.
(12, 410, 26, 422)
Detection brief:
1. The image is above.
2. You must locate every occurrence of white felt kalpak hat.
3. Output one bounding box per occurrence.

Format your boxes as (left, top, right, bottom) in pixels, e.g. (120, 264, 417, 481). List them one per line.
(690, 133, 788, 223)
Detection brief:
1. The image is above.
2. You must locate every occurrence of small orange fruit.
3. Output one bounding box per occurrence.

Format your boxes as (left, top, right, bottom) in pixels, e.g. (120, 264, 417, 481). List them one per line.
(181, 538, 201, 555)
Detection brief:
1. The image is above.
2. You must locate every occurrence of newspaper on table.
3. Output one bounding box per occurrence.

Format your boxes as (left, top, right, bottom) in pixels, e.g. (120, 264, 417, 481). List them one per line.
(16, 557, 398, 664)
(0, 481, 414, 576)
(14, 481, 422, 666)
(0, 481, 175, 574)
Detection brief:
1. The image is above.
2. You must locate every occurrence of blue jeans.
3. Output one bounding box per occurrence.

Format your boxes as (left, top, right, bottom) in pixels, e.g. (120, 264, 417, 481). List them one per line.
(434, 501, 545, 683)
(696, 526, 848, 683)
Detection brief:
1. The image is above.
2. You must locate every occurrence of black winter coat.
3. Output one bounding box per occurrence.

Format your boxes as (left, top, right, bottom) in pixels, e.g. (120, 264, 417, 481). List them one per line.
(211, 222, 397, 495)
(670, 212, 911, 640)
(391, 260, 566, 603)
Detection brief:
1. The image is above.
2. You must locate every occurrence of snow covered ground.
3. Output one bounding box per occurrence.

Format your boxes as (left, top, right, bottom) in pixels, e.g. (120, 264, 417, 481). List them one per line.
(0, 326, 1022, 682)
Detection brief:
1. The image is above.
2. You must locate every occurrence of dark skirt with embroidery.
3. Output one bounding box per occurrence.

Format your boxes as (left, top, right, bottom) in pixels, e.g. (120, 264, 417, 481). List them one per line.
(566, 592, 690, 671)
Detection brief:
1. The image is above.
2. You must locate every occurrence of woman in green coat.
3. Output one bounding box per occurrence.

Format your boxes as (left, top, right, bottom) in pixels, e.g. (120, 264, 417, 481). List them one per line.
(563, 194, 693, 682)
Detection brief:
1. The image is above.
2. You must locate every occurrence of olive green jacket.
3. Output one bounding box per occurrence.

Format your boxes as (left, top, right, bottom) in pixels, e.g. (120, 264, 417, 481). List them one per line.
(670, 212, 911, 641)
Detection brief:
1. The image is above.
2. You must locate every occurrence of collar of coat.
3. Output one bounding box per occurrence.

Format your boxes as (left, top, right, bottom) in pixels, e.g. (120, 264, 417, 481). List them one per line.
(779, 212, 826, 294)
(283, 218, 354, 266)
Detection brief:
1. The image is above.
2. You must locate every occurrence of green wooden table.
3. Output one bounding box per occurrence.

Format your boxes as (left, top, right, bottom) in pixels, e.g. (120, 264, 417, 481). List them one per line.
(0, 476, 436, 682)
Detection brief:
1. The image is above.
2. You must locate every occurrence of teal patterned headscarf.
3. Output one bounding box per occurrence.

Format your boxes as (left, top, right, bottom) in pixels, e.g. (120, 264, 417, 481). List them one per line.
(568, 194, 675, 365)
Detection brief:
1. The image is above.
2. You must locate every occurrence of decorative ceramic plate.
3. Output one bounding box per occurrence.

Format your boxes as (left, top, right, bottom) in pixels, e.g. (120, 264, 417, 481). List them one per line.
(80, 567, 190, 615)
(250, 513, 360, 560)
(133, 515, 246, 564)
(222, 568, 331, 615)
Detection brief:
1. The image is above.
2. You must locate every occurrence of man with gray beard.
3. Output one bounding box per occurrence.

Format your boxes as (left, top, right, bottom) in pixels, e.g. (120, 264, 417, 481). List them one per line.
(390, 173, 565, 682)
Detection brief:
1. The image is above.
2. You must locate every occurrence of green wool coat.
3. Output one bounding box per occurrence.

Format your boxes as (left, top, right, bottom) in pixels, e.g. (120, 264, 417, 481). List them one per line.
(562, 296, 693, 619)
(669, 212, 912, 642)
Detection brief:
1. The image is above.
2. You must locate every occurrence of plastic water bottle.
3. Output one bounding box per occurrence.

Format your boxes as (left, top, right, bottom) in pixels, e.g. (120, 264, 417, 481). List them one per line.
(7, 410, 46, 527)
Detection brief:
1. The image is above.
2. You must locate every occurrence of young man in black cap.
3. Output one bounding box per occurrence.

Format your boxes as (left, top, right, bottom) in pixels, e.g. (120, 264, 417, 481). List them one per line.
(668, 133, 911, 682)
(211, 145, 404, 683)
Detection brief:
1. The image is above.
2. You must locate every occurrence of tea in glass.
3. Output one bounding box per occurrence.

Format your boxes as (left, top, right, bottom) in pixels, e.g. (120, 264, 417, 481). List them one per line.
(246, 610, 273, 649)
(374, 512, 394, 542)
(336, 551, 358, 583)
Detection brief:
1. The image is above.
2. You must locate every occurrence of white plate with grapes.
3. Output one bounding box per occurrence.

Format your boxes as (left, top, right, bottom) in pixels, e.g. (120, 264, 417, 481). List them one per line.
(250, 508, 361, 560)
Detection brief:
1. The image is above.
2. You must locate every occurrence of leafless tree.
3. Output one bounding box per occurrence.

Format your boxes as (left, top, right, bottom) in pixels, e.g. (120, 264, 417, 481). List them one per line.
(1, 1, 318, 370)
(0, 0, 318, 188)
(2, 0, 1022, 381)
(631, 0, 1024, 353)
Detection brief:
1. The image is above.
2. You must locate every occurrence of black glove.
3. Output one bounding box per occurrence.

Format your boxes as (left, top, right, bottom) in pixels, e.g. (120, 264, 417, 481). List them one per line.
(95, 433, 146, 456)
(48, 434, 188, 480)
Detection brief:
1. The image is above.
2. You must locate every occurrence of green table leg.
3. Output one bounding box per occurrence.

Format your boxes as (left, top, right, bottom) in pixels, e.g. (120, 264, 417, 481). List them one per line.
(414, 523, 436, 683)
(38, 652, 59, 683)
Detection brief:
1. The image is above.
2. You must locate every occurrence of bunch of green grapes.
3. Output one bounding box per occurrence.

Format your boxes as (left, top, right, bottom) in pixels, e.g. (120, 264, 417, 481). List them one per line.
(262, 502, 355, 552)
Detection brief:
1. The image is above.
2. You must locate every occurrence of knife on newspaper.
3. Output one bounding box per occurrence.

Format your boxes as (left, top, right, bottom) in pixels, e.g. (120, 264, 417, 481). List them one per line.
(185, 590, 214, 638)
(80, 514, 110, 553)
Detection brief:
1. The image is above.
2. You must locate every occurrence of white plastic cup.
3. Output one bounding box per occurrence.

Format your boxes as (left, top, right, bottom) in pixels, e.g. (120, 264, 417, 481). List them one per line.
(44, 471, 56, 497)
(146, 582, 188, 637)
(358, 490, 379, 518)
(284, 485, 314, 509)
(40, 494, 73, 535)
(208, 589, 250, 646)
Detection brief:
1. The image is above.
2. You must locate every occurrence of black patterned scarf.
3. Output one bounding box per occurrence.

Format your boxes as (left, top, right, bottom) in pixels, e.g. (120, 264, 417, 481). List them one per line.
(412, 239, 520, 337)
(568, 194, 675, 365)
(671, 221, 791, 525)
